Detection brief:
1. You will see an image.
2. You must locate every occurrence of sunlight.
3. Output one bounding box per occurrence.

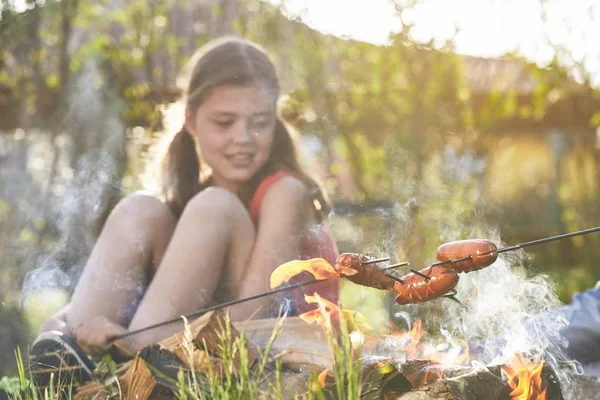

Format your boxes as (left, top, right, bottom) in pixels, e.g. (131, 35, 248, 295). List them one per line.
(269, 0, 600, 85)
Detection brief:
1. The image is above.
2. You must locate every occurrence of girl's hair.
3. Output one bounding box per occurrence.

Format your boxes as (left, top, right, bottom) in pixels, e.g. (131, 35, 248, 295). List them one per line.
(162, 37, 330, 220)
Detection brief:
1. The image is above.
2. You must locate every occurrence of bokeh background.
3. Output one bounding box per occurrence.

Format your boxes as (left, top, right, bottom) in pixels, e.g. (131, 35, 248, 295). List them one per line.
(1, 0, 600, 375)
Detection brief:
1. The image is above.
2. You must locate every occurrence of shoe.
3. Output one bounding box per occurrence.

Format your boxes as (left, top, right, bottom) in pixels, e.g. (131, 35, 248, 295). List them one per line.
(29, 330, 96, 387)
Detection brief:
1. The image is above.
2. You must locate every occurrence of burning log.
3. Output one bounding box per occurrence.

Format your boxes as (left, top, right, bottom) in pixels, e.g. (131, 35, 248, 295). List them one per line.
(357, 357, 563, 400)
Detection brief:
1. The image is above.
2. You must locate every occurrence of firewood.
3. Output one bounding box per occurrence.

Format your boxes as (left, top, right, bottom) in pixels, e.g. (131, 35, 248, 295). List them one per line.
(73, 361, 132, 400)
(120, 345, 183, 400)
(160, 310, 258, 370)
(393, 376, 510, 400)
(358, 358, 564, 400)
(234, 316, 333, 369)
(75, 311, 258, 399)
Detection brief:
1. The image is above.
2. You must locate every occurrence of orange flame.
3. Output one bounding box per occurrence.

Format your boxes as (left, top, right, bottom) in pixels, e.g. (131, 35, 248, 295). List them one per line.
(501, 355, 547, 400)
(385, 320, 425, 357)
(299, 294, 374, 336)
(270, 258, 338, 288)
(318, 368, 329, 388)
(382, 320, 471, 367)
(298, 294, 340, 326)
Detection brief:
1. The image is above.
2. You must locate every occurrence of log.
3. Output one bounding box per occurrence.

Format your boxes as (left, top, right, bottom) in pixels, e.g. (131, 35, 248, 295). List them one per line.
(234, 316, 334, 370)
(74, 346, 183, 400)
(362, 358, 511, 400)
(392, 368, 511, 400)
(159, 310, 253, 371)
(358, 357, 563, 400)
(121, 345, 183, 400)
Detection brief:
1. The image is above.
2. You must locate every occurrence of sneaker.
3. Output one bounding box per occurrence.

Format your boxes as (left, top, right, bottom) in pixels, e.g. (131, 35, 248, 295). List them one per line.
(29, 330, 96, 388)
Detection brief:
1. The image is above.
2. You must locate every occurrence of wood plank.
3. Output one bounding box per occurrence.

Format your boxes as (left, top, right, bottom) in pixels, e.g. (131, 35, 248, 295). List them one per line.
(234, 316, 333, 370)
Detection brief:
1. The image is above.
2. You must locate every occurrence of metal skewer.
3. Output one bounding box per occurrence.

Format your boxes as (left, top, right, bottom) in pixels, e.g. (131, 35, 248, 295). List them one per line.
(494, 226, 600, 254)
(410, 269, 432, 281)
(113, 258, 406, 341)
(362, 256, 391, 265)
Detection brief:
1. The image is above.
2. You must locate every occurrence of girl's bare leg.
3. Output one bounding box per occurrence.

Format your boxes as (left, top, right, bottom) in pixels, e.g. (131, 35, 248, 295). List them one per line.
(44, 187, 271, 352)
(65, 193, 177, 329)
(124, 187, 258, 349)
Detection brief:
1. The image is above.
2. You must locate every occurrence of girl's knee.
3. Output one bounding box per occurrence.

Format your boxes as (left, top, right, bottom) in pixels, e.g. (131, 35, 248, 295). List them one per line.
(110, 192, 176, 229)
(183, 187, 251, 225)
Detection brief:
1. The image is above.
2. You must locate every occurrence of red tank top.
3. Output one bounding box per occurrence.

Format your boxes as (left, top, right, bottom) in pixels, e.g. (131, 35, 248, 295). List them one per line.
(249, 170, 340, 314)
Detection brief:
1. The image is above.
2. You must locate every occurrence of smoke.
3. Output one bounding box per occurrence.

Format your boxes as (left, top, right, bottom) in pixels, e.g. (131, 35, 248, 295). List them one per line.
(19, 59, 127, 306)
(21, 258, 71, 294)
(450, 248, 580, 398)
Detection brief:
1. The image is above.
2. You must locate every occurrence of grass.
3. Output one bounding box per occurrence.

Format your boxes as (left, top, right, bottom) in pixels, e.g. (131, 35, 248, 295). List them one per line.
(300, 295, 364, 400)
(176, 313, 286, 399)
(2, 309, 365, 400)
(0, 348, 74, 400)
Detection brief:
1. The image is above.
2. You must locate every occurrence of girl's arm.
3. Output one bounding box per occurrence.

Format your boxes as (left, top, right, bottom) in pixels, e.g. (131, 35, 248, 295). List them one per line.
(229, 175, 314, 320)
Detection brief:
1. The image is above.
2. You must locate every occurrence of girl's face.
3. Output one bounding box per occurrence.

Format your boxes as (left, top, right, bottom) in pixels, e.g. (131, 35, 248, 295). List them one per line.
(185, 84, 276, 193)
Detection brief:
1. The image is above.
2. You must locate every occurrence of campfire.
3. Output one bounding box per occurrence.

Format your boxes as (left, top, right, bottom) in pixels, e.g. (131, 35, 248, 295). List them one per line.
(296, 292, 559, 400)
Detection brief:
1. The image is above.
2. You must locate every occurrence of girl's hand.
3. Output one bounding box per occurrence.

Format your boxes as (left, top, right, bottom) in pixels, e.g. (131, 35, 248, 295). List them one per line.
(73, 316, 127, 356)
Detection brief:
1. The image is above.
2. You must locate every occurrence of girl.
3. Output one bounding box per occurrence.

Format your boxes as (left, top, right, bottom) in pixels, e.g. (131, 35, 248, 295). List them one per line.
(36, 36, 339, 358)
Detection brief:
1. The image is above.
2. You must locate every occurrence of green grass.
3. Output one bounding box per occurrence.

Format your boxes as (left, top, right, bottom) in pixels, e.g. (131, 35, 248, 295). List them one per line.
(0, 348, 74, 400)
(175, 313, 286, 399)
(303, 297, 363, 400)
(2, 309, 365, 400)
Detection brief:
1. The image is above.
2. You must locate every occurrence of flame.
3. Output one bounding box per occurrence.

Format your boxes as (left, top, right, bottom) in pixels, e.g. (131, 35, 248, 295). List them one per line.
(298, 300, 550, 396)
(501, 355, 547, 400)
(270, 258, 338, 288)
(298, 294, 339, 326)
(318, 368, 329, 388)
(299, 294, 374, 336)
(382, 320, 471, 367)
(393, 319, 424, 354)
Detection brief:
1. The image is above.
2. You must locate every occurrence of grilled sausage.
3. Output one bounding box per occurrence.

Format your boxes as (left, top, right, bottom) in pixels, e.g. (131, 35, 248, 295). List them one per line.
(436, 239, 498, 273)
(393, 266, 459, 305)
(334, 253, 397, 291)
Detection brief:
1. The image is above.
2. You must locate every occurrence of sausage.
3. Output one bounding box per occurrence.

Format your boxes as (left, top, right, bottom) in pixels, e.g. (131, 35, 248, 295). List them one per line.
(436, 239, 498, 273)
(334, 253, 397, 291)
(393, 266, 459, 305)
